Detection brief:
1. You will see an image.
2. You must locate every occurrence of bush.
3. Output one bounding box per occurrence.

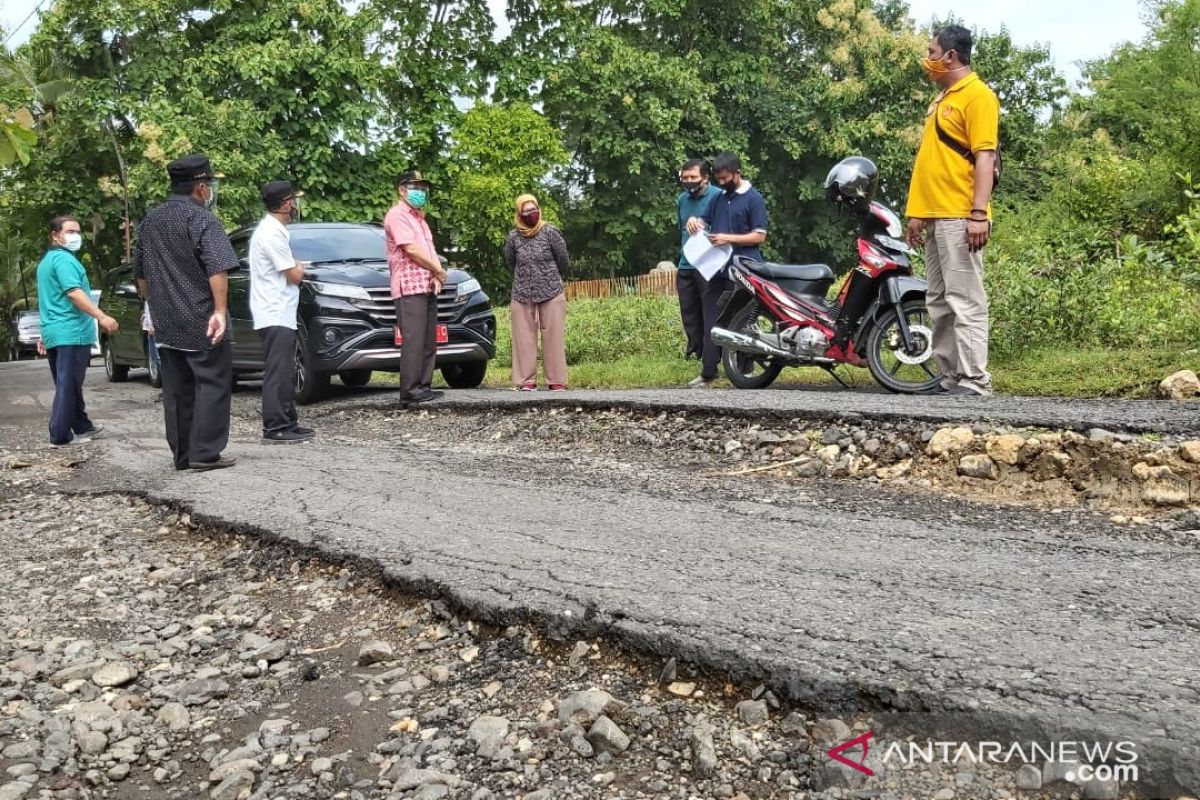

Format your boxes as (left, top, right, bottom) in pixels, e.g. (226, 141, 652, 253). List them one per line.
(493, 295, 686, 368)
(983, 150, 1200, 356)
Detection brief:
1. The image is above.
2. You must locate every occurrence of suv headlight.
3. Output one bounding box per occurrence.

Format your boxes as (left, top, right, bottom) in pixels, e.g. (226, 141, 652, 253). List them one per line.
(455, 278, 481, 300)
(308, 281, 371, 301)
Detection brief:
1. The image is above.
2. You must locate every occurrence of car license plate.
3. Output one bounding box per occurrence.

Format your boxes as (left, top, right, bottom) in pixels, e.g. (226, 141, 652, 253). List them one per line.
(394, 324, 448, 346)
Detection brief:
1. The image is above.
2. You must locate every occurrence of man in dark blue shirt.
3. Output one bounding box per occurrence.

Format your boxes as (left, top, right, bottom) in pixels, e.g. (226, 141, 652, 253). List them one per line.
(134, 154, 239, 471)
(685, 151, 769, 385)
(676, 158, 722, 361)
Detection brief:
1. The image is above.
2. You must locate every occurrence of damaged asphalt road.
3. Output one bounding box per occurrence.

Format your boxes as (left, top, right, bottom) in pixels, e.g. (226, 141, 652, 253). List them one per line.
(1, 361, 1198, 795)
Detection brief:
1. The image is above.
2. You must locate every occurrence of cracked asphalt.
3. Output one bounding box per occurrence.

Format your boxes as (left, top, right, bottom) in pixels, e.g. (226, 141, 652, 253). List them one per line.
(1, 360, 1198, 795)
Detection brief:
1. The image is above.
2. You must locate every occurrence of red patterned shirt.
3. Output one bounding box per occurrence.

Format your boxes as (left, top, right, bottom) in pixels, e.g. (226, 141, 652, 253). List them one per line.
(384, 202, 438, 297)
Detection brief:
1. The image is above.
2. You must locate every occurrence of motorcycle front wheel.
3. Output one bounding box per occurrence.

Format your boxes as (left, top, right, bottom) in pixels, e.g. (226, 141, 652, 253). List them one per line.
(721, 302, 785, 389)
(865, 299, 942, 394)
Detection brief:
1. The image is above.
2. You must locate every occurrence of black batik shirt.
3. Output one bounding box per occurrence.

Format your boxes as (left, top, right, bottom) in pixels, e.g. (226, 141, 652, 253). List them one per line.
(133, 195, 239, 351)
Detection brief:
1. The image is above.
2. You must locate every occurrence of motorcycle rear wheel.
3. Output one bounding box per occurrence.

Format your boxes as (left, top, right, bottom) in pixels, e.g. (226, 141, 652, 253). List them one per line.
(721, 302, 785, 389)
(865, 299, 942, 394)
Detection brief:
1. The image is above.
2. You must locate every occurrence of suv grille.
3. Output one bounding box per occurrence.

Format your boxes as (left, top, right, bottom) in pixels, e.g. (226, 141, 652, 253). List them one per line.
(354, 286, 467, 326)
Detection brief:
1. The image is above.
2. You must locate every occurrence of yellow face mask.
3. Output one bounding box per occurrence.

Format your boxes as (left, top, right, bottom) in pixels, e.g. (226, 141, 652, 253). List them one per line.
(922, 54, 952, 81)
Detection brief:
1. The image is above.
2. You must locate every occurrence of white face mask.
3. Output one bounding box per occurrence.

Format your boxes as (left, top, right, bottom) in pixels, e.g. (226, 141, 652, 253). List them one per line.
(63, 232, 83, 252)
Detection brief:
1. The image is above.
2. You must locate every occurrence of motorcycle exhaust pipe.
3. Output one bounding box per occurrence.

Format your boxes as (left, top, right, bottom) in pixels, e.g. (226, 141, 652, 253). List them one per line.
(710, 327, 793, 360)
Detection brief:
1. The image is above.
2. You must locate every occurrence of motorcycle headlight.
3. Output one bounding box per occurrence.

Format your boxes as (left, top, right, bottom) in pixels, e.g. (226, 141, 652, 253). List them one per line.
(455, 278, 481, 301)
(307, 281, 370, 301)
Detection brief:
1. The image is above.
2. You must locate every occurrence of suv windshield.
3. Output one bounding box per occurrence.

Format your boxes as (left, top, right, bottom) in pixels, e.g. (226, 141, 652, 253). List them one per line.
(290, 226, 386, 264)
(17, 312, 39, 330)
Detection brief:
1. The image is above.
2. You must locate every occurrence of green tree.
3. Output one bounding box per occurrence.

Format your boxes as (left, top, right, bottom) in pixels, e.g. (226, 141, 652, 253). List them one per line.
(441, 102, 568, 297)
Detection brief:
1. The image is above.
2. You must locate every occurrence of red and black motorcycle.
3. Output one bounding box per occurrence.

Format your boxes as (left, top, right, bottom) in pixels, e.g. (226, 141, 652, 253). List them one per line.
(710, 157, 941, 394)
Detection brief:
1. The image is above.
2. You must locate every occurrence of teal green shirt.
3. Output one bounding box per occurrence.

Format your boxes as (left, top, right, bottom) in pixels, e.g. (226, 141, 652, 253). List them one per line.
(36, 247, 95, 348)
(677, 184, 723, 268)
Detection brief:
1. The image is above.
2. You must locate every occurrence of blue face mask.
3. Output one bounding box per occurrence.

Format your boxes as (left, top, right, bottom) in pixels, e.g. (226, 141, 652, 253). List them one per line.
(407, 188, 428, 209)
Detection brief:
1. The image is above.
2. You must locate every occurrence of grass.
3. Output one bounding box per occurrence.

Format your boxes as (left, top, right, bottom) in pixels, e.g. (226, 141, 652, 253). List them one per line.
(377, 296, 1200, 398)
(990, 347, 1200, 398)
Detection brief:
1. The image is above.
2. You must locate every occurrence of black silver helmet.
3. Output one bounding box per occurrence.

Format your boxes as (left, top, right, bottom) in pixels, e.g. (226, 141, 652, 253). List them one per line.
(824, 156, 879, 212)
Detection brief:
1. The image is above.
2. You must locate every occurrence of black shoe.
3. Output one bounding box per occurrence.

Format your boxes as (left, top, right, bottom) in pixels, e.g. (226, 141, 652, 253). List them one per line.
(401, 389, 445, 407)
(290, 426, 314, 436)
(188, 457, 237, 471)
(263, 429, 314, 443)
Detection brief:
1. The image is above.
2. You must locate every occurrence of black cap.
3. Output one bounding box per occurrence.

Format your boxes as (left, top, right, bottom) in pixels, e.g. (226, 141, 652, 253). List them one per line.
(167, 154, 222, 185)
(261, 180, 302, 210)
(396, 169, 433, 189)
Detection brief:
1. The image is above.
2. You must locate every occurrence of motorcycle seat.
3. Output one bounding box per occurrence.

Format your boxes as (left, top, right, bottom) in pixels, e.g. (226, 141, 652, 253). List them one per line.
(741, 259, 834, 283)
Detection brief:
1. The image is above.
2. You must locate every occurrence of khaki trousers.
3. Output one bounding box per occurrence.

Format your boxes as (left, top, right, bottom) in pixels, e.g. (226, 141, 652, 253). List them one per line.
(924, 218, 992, 391)
(511, 293, 568, 387)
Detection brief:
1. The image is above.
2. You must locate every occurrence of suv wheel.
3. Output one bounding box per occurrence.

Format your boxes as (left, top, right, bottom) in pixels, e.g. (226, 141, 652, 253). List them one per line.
(339, 369, 373, 388)
(103, 340, 129, 382)
(441, 361, 487, 389)
(295, 335, 330, 404)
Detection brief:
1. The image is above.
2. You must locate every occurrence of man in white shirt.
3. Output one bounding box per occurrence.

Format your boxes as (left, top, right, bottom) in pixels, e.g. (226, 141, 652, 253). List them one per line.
(249, 180, 312, 443)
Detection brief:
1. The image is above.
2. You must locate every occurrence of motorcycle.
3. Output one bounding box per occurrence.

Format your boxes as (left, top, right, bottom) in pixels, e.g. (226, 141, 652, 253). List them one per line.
(709, 157, 941, 394)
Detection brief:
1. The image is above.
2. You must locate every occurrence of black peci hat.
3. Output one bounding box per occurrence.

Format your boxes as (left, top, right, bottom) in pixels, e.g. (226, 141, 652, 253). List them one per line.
(261, 180, 302, 210)
(396, 170, 433, 189)
(167, 154, 223, 185)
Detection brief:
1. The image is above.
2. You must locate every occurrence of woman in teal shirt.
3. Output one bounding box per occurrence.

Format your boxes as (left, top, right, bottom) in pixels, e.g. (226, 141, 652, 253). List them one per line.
(36, 215, 119, 445)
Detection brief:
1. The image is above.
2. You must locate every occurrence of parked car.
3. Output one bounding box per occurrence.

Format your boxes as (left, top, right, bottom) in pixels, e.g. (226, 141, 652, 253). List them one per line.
(89, 290, 102, 359)
(98, 277, 160, 386)
(100, 222, 496, 402)
(9, 310, 41, 360)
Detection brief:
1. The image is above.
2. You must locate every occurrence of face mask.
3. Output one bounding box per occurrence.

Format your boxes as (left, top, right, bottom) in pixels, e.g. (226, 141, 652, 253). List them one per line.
(719, 178, 739, 193)
(63, 232, 82, 252)
(203, 182, 219, 209)
(681, 180, 703, 195)
(407, 188, 428, 209)
(520, 210, 541, 227)
(922, 54, 953, 81)
(288, 202, 300, 222)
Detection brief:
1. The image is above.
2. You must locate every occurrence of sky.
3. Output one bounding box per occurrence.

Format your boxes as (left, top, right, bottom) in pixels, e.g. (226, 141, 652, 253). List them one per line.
(904, 0, 1149, 85)
(2, 0, 1150, 86)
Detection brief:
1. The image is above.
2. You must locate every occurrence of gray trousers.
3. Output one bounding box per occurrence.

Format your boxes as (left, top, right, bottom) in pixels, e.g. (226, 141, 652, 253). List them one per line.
(924, 218, 992, 391)
(260, 326, 298, 434)
(395, 293, 438, 398)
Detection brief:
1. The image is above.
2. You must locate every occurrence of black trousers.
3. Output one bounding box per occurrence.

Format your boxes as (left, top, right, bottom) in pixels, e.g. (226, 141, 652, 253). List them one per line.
(395, 293, 438, 399)
(700, 272, 732, 380)
(158, 342, 232, 469)
(47, 344, 95, 444)
(260, 326, 298, 434)
(676, 269, 706, 359)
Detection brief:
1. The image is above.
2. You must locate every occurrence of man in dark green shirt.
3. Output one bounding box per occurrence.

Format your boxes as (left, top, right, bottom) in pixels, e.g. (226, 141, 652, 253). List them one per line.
(676, 158, 722, 361)
(36, 215, 119, 446)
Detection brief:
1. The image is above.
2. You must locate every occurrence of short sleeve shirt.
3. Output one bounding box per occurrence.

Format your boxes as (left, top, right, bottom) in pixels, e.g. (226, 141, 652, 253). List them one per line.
(905, 73, 1000, 219)
(36, 248, 95, 348)
(384, 203, 438, 298)
(249, 214, 300, 330)
(133, 194, 238, 350)
(702, 182, 769, 261)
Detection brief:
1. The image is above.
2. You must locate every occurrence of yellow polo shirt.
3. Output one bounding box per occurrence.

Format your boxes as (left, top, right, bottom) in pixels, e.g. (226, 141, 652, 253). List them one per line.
(905, 72, 1000, 220)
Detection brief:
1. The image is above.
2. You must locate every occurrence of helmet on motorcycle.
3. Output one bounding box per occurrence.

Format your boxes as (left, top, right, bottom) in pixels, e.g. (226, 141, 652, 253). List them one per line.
(823, 156, 879, 213)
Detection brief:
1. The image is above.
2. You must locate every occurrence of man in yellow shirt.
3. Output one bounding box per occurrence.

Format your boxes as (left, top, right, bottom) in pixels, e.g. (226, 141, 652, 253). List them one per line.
(905, 24, 1000, 397)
